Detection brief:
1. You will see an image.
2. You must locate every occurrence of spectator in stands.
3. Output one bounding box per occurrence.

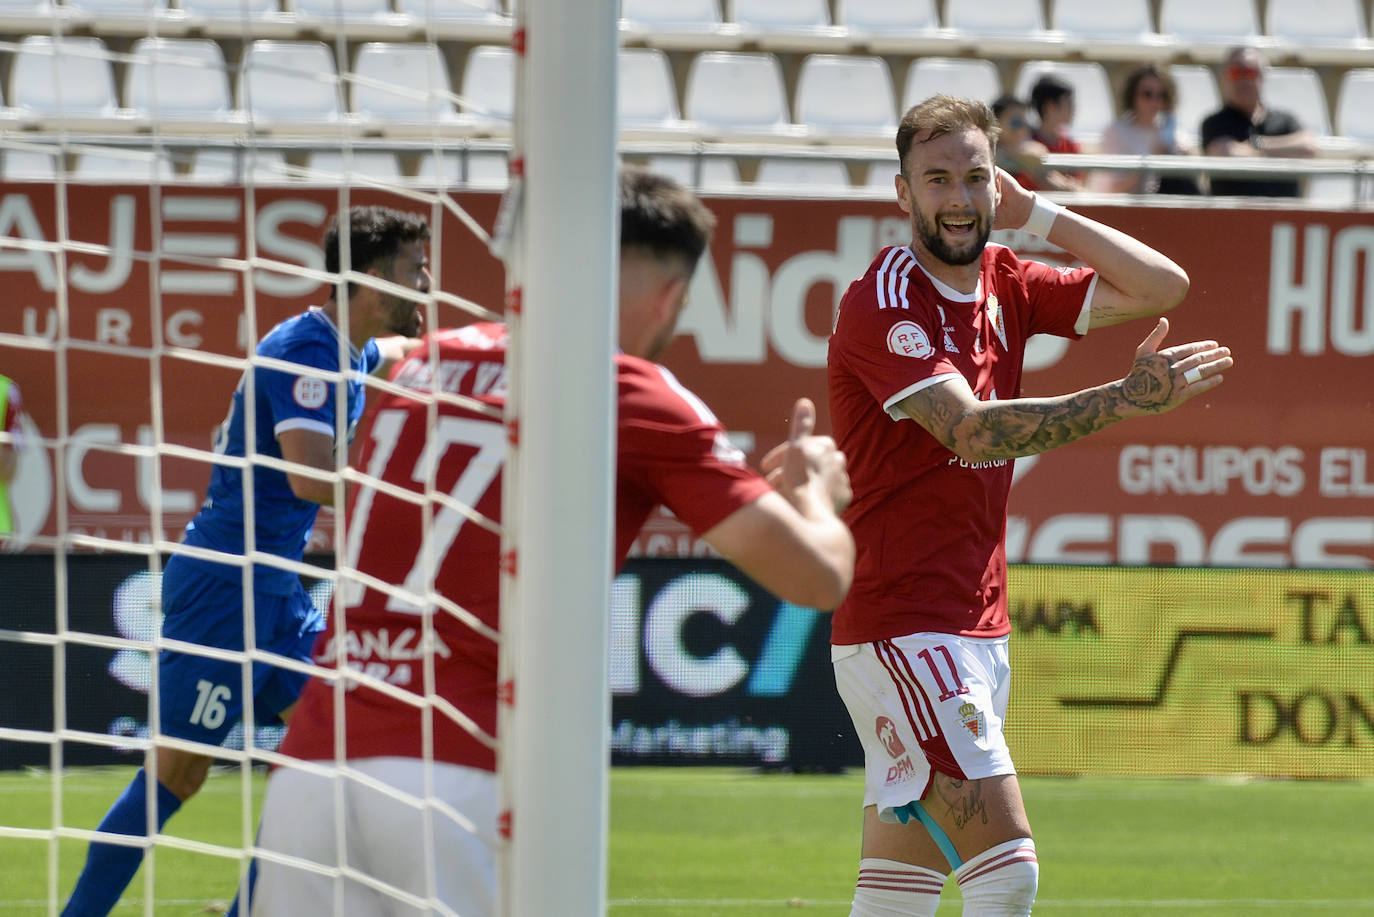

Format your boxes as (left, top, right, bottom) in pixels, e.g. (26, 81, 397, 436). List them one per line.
(1029, 74, 1085, 187)
(993, 94, 1080, 193)
(0, 373, 25, 537)
(1201, 46, 1317, 197)
(1089, 64, 1199, 195)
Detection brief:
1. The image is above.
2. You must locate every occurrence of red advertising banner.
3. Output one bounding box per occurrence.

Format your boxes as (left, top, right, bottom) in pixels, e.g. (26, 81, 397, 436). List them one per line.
(2, 185, 1371, 567)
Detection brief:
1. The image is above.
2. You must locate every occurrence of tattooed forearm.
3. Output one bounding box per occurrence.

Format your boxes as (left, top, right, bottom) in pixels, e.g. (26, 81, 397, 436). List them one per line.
(902, 354, 1180, 462)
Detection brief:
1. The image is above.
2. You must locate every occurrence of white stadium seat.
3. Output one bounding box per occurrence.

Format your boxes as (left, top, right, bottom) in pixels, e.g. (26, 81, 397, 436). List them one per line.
(946, 0, 1043, 34)
(1334, 69, 1374, 144)
(1, 148, 59, 179)
(1159, 0, 1260, 44)
(645, 153, 741, 191)
(754, 157, 851, 190)
(683, 51, 793, 135)
(73, 149, 175, 181)
(189, 150, 292, 182)
(179, 0, 278, 19)
(125, 38, 235, 122)
(731, 0, 829, 29)
(618, 47, 683, 128)
(352, 43, 457, 123)
(396, 0, 504, 21)
(838, 0, 938, 32)
(9, 36, 119, 119)
(620, 0, 721, 29)
(1168, 64, 1220, 149)
(66, 0, 166, 15)
(291, 0, 389, 21)
(305, 150, 402, 181)
(459, 45, 514, 124)
(795, 54, 897, 138)
(1015, 60, 1115, 145)
(863, 158, 900, 190)
(1262, 67, 1331, 138)
(239, 41, 343, 124)
(1051, 0, 1153, 39)
(464, 150, 509, 188)
(902, 57, 1002, 111)
(1266, 0, 1367, 44)
(414, 149, 509, 187)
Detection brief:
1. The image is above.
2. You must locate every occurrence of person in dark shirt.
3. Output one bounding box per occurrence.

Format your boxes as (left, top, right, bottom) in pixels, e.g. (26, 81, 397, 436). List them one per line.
(1200, 46, 1317, 197)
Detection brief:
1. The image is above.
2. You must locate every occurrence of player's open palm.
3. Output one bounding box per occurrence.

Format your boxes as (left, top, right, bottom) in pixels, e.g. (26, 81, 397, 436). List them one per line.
(761, 398, 852, 514)
(1122, 317, 1234, 413)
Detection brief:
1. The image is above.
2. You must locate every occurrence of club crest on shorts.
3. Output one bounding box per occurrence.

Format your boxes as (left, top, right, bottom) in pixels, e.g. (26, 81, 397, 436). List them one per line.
(292, 376, 328, 409)
(875, 716, 905, 758)
(958, 702, 986, 739)
(886, 321, 933, 359)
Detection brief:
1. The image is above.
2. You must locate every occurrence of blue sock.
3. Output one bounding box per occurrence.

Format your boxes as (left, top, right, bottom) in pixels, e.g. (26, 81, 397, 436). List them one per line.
(223, 855, 258, 917)
(62, 768, 182, 917)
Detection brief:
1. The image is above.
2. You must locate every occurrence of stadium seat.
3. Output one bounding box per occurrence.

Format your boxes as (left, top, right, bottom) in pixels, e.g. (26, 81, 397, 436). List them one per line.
(239, 41, 344, 124)
(837, 0, 938, 32)
(1, 148, 59, 179)
(1334, 69, 1374, 144)
(1014, 60, 1115, 146)
(1266, 0, 1367, 46)
(188, 149, 292, 182)
(1261, 67, 1332, 139)
(179, 0, 279, 19)
(291, 0, 390, 21)
(902, 57, 1002, 111)
(395, 0, 505, 20)
(683, 51, 797, 137)
(1051, 0, 1153, 38)
(619, 0, 721, 29)
(0, 0, 55, 11)
(945, 0, 1043, 34)
(66, 0, 167, 15)
(73, 149, 176, 181)
(1304, 173, 1367, 205)
(125, 38, 237, 123)
(1159, 0, 1260, 45)
(795, 54, 897, 139)
(731, 0, 829, 29)
(863, 158, 900, 190)
(352, 42, 457, 124)
(464, 150, 508, 188)
(305, 150, 402, 181)
(1168, 64, 1220, 149)
(459, 45, 514, 125)
(753, 157, 851, 190)
(618, 47, 685, 130)
(645, 153, 741, 191)
(9, 36, 121, 121)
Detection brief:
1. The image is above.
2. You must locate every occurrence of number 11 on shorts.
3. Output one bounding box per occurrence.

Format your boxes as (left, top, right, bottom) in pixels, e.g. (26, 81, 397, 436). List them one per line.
(917, 646, 970, 702)
(190, 679, 230, 729)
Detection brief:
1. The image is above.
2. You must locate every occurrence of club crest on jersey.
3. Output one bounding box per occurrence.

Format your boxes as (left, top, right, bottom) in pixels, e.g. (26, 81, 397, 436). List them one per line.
(876, 716, 906, 758)
(958, 702, 986, 740)
(292, 376, 328, 409)
(887, 321, 933, 359)
(985, 294, 1009, 352)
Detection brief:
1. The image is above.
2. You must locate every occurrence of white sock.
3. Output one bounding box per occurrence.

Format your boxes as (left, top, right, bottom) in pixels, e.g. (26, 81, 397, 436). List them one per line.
(850, 857, 946, 917)
(954, 838, 1039, 916)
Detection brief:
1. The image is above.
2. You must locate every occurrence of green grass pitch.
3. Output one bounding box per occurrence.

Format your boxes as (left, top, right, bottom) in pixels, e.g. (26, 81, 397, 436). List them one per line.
(1, 766, 1372, 915)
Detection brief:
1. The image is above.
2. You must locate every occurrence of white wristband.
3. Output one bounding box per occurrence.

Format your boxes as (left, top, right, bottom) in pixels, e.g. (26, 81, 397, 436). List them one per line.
(1021, 194, 1063, 238)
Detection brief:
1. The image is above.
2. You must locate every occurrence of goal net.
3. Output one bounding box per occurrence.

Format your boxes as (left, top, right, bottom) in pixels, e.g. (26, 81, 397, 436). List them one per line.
(0, 0, 617, 913)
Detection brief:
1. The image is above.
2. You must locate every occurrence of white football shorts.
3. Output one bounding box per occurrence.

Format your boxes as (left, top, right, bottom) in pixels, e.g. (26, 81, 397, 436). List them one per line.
(248, 756, 497, 917)
(833, 633, 1015, 823)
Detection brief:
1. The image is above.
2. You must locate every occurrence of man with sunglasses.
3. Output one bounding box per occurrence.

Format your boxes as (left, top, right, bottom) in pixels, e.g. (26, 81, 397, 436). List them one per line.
(1201, 46, 1317, 197)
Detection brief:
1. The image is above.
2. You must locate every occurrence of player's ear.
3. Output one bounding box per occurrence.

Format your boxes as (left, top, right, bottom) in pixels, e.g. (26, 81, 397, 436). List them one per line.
(654, 274, 689, 324)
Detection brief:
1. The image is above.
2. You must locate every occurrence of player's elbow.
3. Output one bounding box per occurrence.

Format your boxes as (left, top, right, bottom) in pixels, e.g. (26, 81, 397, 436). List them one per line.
(286, 473, 335, 506)
(1154, 262, 1189, 313)
(787, 534, 856, 611)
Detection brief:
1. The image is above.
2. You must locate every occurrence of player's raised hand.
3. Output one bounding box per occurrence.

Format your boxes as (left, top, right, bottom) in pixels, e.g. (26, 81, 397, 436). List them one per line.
(992, 167, 1036, 232)
(761, 398, 852, 515)
(1120, 317, 1234, 413)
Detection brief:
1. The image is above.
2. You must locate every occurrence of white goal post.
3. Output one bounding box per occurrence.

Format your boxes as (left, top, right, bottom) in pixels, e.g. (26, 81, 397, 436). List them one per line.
(497, 0, 618, 915)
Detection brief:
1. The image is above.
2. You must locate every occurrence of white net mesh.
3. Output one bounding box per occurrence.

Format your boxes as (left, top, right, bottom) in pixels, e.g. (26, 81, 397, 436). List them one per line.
(0, 2, 516, 912)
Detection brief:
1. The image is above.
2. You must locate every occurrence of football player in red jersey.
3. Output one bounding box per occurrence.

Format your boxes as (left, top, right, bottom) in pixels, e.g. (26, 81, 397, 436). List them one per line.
(828, 95, 1231, 916)
(235, 168, 854, 917)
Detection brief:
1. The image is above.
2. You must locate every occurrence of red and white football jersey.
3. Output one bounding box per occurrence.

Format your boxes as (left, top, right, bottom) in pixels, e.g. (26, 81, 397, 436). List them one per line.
(280, 323, 771, 771)
(827, 243, 1095, 644)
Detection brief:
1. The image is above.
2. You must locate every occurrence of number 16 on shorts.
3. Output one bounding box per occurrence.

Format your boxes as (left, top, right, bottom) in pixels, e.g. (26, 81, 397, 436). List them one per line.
(190, 679, 231, 730)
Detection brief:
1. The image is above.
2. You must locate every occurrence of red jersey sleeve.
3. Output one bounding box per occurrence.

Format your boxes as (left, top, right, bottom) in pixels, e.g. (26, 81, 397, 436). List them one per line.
(614, 357, 771, 562)
(1001, 250, 1096, 341)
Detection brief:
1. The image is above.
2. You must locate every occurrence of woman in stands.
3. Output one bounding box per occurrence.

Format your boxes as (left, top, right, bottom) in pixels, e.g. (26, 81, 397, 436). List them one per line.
(1089, 64, 1198, 195)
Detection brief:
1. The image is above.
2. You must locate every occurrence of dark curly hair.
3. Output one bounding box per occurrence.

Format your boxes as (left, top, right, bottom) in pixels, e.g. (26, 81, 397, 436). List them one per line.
(321, 205, 430, 300)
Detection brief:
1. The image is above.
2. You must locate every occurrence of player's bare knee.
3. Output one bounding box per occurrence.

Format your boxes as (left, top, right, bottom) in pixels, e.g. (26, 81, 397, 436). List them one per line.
(153, 749, 213, 801)
(954, 838, 1038, 917)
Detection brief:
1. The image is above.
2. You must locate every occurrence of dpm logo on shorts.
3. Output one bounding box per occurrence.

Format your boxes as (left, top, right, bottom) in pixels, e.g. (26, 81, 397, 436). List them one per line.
(876, 716, 915, 785)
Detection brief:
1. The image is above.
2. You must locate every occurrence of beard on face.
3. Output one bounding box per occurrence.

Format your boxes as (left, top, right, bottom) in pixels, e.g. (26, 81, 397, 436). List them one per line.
(913, 205, 992, 267)
(384, 295, 423, 337)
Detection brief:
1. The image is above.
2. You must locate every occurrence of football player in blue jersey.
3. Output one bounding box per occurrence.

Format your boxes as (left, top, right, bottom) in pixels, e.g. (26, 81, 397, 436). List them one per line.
(61, 205, 432, 917)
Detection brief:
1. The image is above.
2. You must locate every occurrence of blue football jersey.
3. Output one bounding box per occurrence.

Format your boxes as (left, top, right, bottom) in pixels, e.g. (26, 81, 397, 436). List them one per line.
(184, 307, 380, 593)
